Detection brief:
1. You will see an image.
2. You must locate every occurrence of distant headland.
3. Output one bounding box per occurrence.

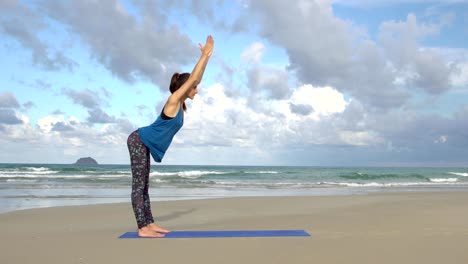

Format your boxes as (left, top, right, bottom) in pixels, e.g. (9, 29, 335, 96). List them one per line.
(74, 157, 98, 165)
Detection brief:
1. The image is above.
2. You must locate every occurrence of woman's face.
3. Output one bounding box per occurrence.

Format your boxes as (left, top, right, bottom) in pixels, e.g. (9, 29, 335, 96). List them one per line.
(187, 85, 198, 99)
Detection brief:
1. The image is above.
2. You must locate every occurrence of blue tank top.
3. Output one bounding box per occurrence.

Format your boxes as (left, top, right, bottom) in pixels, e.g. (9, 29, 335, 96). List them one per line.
(138, 107, 184, 162)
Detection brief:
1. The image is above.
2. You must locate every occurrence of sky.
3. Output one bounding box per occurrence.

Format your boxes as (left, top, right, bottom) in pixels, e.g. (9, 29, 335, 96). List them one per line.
(1, 0, 468, 166)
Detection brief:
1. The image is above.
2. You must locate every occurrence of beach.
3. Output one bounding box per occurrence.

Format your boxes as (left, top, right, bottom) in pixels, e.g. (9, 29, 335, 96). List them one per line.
(1, 191, 468, 264)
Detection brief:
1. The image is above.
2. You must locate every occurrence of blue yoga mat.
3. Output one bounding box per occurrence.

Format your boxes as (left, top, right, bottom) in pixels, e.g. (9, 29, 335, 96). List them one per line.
(119, 229, 310, 238)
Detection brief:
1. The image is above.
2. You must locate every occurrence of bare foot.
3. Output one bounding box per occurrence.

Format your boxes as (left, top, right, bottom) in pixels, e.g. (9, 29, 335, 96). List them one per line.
(148, 223, 171, 233)
(138, 226, 165, 238)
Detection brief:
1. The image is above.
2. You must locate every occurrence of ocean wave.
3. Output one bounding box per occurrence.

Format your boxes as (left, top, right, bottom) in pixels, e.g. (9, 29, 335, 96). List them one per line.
(19, 167, 98, 173)
(0, 167, 110, 176)
(6, 179, 38, 183)
(59, 168, 98, 172)
(339, 172, 426, 180)
(148, 175, 468, 189)
(0, 174, 130, 180)
(3, 194, 96, 199)
(150, 172, 179, 177)
(322, 181, 465, 187)
(0, 174, 91, 179)
(24, 167, 50, 172)
(429, 178, 458, 183)
(246, 171, 279, 174)
(150, 179, 457, 189)
(448, 172, 468, 177)
(150, 170, 230, 179)
(95, 176, 130, 181)
(0, 173, 68, 178)
(178, 180, 468, 189)
(170, 180, 308, 189)
(0, 169, 59, 175)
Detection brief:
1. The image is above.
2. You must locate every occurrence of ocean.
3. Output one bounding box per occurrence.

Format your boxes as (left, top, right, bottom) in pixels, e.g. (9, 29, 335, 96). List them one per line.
(1, 163, 467, 214)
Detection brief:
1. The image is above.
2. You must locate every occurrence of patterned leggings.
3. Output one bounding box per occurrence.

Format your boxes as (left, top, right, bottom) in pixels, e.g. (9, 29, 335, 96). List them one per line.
(127, 130, 154, 229)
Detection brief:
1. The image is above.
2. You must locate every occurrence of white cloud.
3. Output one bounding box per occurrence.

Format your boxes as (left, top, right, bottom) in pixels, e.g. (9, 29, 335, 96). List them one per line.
(177, 82, 351, 151)
(2, 114, 37, 142)
(2, 0, 468, 165)
(234, 1, 464, 109)
(290, 85, 348, 119)
(241, 42, 265, 64)
(69, 137, 84, 147)
(434, 135, 448, 144)
(378, 13, 454, 94)
(240, 41, 291, 100)
(37, 1, 197, 89)
(339, 131, 384, 146)
(332, 0, 466, 7)
(38, 115, 62, 133)
(451, 62, 468, 88)
(1, 113, 132, 163)
(182, 83, 259, 147)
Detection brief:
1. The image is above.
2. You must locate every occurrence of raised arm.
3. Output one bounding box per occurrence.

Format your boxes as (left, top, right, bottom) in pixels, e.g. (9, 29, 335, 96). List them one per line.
(171, 35, 214, 102)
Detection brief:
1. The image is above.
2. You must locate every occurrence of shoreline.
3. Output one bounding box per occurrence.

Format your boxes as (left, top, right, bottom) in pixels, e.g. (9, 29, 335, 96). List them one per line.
(3, 185, 468, 215)
(1, 191, 468, 263)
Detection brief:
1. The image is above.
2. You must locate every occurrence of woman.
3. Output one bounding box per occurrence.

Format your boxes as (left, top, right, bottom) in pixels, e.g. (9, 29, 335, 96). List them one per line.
(127, 35, 214, 237)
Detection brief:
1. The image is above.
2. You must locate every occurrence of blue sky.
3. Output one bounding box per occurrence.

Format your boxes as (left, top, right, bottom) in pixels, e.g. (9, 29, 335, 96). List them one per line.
(1, 0, 468, 166)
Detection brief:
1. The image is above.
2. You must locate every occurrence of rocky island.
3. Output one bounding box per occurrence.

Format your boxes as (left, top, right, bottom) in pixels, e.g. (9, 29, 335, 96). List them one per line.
(74, 157, 98, 165)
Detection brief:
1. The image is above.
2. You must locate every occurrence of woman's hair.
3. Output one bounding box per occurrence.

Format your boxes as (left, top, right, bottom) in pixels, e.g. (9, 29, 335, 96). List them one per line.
(170, 72, 190, 111)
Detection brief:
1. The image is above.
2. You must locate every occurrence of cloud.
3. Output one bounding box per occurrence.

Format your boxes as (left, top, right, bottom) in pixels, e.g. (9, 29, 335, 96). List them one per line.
(62, 88, 118, 124)
(244, 1, 356, 87)
(0, 113, 134, 163)
(62, 88, 100, 109)
(38, 115, 70, 133)
(451, 62, 468, 87)
(289, 103, 314, 116)
(229, 1, 464, 110)
(0, 115, 37, 146)
(34, 79, 53, 90)
(363, 103, 468, 156)
(339, 131, 384, 146)
(167, 82, 398, 164)
(87, 108, 117, 124)
(52, 109, 65, 115)
(0, 109, 23, 125)
(1, 0, 468, 165)
(171, 78, 468, 165)
(240, 42, 291, 100)
(241, 42, 265, 64)
(378, 13, 453, 94)
(0, 92, 20, 108)
(290, 85, 347, 117)
(246, 66, 290, 99)
(51, 121, 74, 132)
(0, 92, 23, 125)
(0, 0, 76, 71)
(40, 0, 198, 89)
(179, 82, 350, 150)
(332, 0, 468, 8)
(434, 135, 448, 144)
(167, 0, 249, 33)
(23, 101, 35, 109)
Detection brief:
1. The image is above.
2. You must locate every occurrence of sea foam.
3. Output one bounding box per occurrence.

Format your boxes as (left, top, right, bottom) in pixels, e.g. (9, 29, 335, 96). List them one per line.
(448, 172, 468, 177)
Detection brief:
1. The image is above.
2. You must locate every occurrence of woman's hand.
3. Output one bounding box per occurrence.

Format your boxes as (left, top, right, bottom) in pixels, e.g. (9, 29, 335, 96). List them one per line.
(199, 35, 214, 57)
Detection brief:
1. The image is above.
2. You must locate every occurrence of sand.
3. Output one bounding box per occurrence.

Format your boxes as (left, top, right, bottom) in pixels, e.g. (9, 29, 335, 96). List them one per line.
(1, 191, 468, 264)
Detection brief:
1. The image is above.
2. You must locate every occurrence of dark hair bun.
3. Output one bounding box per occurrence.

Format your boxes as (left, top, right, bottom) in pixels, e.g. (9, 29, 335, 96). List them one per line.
(170, 72, 180, 89)
(169, 72, 190, 111)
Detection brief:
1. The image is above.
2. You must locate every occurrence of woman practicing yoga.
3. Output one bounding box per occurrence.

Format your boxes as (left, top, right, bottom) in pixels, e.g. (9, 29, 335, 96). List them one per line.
(127, 35, 214, 237)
